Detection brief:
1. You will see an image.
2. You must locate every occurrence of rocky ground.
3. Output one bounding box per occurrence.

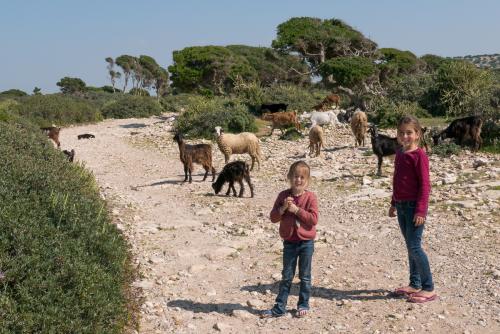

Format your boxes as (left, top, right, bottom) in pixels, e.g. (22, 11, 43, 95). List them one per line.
(60, 114, 499, 334)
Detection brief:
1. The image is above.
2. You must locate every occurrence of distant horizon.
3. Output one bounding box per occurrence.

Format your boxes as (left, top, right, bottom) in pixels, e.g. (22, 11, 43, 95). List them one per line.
(1, 0, 499, 94)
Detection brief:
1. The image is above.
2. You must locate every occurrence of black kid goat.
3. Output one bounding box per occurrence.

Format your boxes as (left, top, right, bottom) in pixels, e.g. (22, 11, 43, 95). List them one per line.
(173, 133, 216, 183)
(368, 125, 400, 176)
(212, 161, 254, 198)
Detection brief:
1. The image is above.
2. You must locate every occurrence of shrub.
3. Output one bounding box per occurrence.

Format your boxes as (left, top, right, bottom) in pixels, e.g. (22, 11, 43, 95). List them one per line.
(371, 98, 430, 128)
(174, 96, 257, 138)
(279, 128, 304, 141)
(101, 95, 162, 119)
(160, 93, 199, 113)
(0, 119, 133, 333)
(14, 94, 102, 126)
(260, 85, 329, 114)
(482, 119, 500, 147)
(432, 142, 462, 157)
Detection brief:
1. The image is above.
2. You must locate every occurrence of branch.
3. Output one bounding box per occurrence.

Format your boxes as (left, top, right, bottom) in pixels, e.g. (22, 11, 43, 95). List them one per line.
(290, 67, 314, 76)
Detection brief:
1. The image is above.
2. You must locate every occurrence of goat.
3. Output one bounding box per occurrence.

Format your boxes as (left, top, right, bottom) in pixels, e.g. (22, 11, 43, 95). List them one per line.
(368, 125, 400, 176)
(314, 93, 341, 111)
(261, 103, 287, 113)
(432, 116, 483, 151)
(63, 149, 75, 162)
(301, 110, 340, 128)
(212, 160, 254, 198)
(173, 133, 216, 183)
(309, 125, 324, 157)
(350, 110, 368, 147)
(78, 133, 95, 140)
(262, 111, 301, 135)
(41, 126, 61, 148)
(214, 126, 262, 171)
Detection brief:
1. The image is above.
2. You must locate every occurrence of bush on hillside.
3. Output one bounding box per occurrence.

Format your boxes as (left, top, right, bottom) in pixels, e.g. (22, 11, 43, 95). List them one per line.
(0, 119, 133, 333)
(14, 94, 102, 126)
(160, 93, 199, 113)
(260, 85, 330, 114)
(432, 142, 462, 157)
(101, 95, 163, 119)
(174, 96, 257, 138)
(371, 98, 430, 128)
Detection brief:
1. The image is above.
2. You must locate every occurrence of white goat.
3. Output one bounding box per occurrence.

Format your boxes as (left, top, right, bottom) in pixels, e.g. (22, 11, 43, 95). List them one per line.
(214, 126, 262, 171)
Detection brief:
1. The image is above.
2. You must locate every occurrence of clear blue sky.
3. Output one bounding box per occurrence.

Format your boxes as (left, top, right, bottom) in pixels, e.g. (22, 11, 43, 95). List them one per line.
(1, 0, 498, 93)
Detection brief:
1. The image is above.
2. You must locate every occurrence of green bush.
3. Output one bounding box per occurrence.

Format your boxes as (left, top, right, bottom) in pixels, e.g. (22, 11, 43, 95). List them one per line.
(14, 94, 102, 126)
(279, 128, 304, 141)
(482, 119, 500, 147)
(260, 85, 329, 114)
(432, 142, 462, 157)
(174, 96, 257, 138)
(101, 95, 163, 119)
(160, 93, 199, 113)
(0, 119, 133, 333)
(371, 98, 430, 128)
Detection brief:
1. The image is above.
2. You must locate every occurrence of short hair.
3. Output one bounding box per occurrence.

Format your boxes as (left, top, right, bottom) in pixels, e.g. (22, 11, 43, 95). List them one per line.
(287, 160, 311, 180)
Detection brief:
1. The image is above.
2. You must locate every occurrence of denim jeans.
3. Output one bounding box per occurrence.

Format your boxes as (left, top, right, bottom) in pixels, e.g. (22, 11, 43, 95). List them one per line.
(395, 201, 434, 291)
(272, 239, 314, 315)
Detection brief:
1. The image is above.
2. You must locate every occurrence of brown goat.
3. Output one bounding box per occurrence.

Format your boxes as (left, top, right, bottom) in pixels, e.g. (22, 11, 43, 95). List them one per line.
(350, 110, 368, 147)
(262, 111, 301, 135)
(173, 133, 216, 183)
(41, 126, 61, 148)
(309, 125, 324, 157)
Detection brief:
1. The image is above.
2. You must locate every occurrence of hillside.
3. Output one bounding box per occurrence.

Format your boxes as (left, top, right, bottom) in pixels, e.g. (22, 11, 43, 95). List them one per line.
(453, 53, 500, 69)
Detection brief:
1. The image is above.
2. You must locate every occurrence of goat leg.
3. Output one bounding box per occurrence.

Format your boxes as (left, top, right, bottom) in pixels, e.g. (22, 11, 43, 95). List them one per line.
(183, 165, 189, 182)
(377, 156, 383, 176)
(245, 175, 254, 198)
(225, 182, 231, 196)
(211, 167, 216, 182)
(202, 166, 209, 181)
(238, 180, 244, 197)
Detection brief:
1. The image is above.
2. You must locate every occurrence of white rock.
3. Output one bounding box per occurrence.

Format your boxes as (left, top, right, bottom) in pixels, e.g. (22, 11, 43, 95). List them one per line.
(232, 309, 253, 319)
(213, 322, 230, 332)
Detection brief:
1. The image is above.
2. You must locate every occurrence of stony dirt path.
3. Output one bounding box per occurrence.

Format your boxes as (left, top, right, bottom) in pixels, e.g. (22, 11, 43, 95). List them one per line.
(60, 114, 499, 334)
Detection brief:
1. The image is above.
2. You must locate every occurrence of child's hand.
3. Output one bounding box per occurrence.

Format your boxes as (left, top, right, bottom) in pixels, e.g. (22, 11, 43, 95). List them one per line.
(414, 215, 425, 226)
(288, 202, 299, 214)
(388, 206, 396, 217)
(283, 197, 293, 209)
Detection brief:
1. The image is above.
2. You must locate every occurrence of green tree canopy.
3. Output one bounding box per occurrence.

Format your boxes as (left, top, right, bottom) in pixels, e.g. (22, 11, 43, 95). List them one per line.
(319, 56, 377, 88)
(0, 89, 28, 98)
(56, 77, 87, 95)
(226, 45, 310, 86)
(168, 46, 257, 94)
(378, 48, 421, 82)
(271, 17, 378, 78)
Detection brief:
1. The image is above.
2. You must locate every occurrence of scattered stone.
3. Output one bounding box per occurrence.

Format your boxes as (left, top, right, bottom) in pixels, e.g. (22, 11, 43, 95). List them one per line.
(232, 309, 253, 319)
(213, 322, 230, 332)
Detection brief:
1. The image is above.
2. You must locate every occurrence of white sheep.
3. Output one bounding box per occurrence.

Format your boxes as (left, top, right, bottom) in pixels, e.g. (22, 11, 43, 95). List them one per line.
(350, 110, 368, 147)
(308, 125, 324, 157)
(214, 126, 262, 171)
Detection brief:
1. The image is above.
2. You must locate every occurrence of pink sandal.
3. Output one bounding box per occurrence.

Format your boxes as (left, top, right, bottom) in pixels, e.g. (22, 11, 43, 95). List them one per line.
(394, 286, 420, 296)
(407, 292, 438, 303)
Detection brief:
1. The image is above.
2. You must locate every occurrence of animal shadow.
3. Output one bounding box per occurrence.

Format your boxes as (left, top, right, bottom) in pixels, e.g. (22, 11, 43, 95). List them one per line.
(120, 123, 147, 129)
(167, 299, 260, 315)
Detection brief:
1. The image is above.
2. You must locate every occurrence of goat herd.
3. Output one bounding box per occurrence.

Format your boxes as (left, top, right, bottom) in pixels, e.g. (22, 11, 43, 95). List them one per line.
(172, 102, 485, 197)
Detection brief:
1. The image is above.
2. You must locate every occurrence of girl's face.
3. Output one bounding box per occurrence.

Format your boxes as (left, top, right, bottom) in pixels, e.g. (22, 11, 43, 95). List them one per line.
(289, 167, 309, 194)
(397, 123, 420, 151)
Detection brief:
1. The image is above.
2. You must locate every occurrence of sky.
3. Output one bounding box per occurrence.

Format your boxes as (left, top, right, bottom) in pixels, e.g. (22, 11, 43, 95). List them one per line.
(1, 0, 499, 94)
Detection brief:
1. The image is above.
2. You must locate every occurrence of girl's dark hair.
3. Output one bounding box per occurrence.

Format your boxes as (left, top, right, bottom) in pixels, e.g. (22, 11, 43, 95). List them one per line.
(398, 115, 422, 135)
(287, 160, 311, 180)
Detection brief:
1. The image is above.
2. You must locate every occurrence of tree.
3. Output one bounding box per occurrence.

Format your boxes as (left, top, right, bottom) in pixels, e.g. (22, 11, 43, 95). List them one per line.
(33, 87, 42, 95)
(116, 55, 135, 92)
(272, 17, 378, 79)
(435, 61, 494, 117)
(56, 77, 86, 95)
(168, 46, 257, 94)
(105, 57, 121, 92)
(420, 54, 450, 72)
(226, 45, 310, 86)
(0, 89, 28, 97)
(139, 55, 169, 98)
(378, 48, 421, 83)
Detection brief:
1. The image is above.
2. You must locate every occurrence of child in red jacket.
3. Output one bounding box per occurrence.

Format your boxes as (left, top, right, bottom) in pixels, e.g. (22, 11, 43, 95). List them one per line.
(261, 160, 319, 318)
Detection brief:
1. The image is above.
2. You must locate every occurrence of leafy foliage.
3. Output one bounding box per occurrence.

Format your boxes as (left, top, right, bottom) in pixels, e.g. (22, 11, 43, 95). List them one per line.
(174, 96, 257, 138)
(101, 95, 162, 119)
(371, 98, 430, 128)
(14, 94, 102, 126)
(0, 119, 132, 333)
(0, 89, 28, 98)
(431, 142, 462, 157)
(319, 56, 377, 87)
(56, 77, 87, 95)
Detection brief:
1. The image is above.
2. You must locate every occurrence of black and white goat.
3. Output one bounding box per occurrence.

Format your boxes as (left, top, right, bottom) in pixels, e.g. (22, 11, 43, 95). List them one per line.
(368, 125, 400, 176)
(212, 161, 254, 198)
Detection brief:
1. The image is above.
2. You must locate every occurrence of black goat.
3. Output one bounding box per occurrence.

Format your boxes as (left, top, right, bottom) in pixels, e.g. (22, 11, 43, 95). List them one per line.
(432, 116, 483, 151)
(173, 133, 216, 183)
(78, 133, 95, 140)
(261, 103, 287, 113)
(368, 125, 400, 176)
(212, 161, 254, 198)
(63, 149, 75, 162)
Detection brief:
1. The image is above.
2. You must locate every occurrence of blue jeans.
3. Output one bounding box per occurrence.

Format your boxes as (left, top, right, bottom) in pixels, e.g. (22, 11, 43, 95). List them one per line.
(395, 201, 434, 291)
(272, 240, 314, 315)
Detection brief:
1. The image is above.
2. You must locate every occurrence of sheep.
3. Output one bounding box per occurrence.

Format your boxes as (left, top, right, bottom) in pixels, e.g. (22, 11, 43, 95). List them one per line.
(432, 115, 483, 151)
(214, 126, 262, 171)
(63, 149, 75, 162)
(309, 125, 324, 157)
(368, 125, 400, 176)
(212, 160, 254, 198)
(350, 110, 368, 147)
(41, 126, 61, 148)
(262, 111, 301, 135)
(173, 133, 216, 183)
